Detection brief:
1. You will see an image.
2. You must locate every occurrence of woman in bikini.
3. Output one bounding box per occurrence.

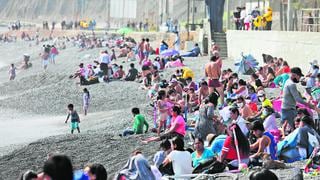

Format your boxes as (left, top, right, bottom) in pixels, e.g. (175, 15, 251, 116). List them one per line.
(157, 91, 169, 135)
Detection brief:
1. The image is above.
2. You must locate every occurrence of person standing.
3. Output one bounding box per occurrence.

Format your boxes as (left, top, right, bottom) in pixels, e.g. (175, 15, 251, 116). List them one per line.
(205, 55, 224, 106)
(281, 67, 317, 135)
(251, 7, 260, 30)
(41, 45, 51, 70)
(50, 45, 59, 64)
(234, 7, 241, 30)
(65, 104, 80, 134)
(82, 88, 90, 116)
(263, 7, 273, 30)
(173, 31, 180, 51)
(144, 38, 151, 61)
(138, 39, 145, 64)
(9, 64, 16, 80)
(240, 7, 247, 30)
(99, 50, 110, 82)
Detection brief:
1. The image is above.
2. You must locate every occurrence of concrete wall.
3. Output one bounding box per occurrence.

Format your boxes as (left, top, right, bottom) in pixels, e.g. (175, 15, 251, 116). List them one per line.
(226, 30, 320, 72)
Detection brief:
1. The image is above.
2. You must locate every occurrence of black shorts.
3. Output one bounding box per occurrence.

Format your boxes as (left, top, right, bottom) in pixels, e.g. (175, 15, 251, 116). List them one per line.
(160, 132, 184, 140)
(100, 63, 109, 75)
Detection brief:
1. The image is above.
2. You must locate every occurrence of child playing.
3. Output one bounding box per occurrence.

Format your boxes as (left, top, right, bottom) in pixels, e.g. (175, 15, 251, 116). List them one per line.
(121, 107, 149, 136)
(83, 88, 90, 115)
(65, 104, 81, 134)
(9, 64, 16, 80)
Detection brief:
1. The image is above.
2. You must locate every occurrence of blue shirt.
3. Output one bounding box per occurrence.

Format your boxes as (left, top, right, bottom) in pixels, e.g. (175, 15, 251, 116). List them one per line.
(191, 148, 214, 167)
(209, 135, 227, 156)
(191, 47, 200, 56)
(274, 73, 289, 90)
(153, 150, 166, 168)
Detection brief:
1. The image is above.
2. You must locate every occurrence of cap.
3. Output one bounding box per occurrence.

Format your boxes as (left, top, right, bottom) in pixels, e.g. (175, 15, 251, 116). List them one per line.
(291, 67, 304, 77)
(257, 90, 265, 97)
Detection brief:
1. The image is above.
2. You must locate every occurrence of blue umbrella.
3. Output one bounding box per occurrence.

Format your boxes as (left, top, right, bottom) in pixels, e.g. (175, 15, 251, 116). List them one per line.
(235, 53, 259, 75)
(160, 49, 179, 56)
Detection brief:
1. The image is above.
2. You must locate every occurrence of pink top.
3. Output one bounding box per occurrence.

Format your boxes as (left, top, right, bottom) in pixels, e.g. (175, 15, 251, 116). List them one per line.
(79, 68, 85, 76)
(51, 47, 59, 55)
(171, 115, 186, 136)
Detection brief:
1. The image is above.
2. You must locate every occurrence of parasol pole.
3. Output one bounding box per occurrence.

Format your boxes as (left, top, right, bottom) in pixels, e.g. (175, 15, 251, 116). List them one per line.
(232, 125, 242, 170)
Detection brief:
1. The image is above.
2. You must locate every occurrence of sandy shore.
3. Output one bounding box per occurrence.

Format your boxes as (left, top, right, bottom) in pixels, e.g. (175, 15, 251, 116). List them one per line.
(0, 35, 315, 179)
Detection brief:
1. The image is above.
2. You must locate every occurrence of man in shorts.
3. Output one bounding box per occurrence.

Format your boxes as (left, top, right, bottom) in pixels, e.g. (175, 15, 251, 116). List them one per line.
(205, 52, 224, 106)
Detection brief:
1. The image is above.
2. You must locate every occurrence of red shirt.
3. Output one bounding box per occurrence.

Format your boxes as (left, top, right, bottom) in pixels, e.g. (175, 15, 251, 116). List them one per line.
(248, 102, 258, 113)
(221, 136, 248, 160)
(283, 66, 290, 73)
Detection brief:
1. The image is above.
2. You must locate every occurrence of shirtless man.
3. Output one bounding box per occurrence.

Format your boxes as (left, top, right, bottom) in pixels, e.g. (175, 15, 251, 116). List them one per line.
(205, 54, 224, 105)
(198, 81, 210, 104)
(171, 79, 184, 94)
(138, 38, 145, 64)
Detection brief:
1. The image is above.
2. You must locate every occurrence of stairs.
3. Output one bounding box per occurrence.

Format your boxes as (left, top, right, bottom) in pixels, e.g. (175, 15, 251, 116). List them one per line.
(212, 32, 228, 58)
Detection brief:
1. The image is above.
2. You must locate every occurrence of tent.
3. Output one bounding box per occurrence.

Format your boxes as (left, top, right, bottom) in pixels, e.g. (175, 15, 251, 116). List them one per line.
(234, 53, 259, 75)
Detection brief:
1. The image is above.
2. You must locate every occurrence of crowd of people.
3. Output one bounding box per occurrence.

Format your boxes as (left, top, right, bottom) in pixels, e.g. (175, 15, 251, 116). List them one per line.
(110, 42, 320, 179)
(234, 6, 273, 31)
(11, 27, 320, 179)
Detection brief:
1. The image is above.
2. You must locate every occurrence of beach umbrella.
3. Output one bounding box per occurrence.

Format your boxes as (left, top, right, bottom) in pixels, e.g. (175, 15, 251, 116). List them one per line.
(234, 53, 259, 75)
(160, 49, 179, 57)
(117, 27, 133, 35)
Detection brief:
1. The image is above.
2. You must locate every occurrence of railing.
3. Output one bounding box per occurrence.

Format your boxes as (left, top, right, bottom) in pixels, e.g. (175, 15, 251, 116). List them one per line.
(300, 8, 320, 32)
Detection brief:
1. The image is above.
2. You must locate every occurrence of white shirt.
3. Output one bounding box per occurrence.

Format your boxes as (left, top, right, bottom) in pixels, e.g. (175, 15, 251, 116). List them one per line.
(167, 150, 193, 180)
(100, 53, 110, 64)
(263, 114, 278, 132)
(233, 116, 249, 136)
(153, 61, 161, 70)
(240, 10, 247, 20)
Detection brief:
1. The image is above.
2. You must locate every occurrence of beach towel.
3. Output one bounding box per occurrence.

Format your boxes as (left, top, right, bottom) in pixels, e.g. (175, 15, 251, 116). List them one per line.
(272, 99, 313, 116)
(115, 154, 155, 180)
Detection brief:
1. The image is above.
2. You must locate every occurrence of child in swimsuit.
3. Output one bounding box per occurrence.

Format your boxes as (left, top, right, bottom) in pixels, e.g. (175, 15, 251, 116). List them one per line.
(65, 104, 80, 134)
